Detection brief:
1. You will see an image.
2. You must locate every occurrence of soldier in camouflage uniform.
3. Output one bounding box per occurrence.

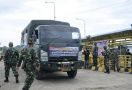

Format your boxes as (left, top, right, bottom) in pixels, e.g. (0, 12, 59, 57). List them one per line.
(0, 46, 8, 61)
(4, 42, 19, 83)
(112, 49, 120, 72)
(102, 46, 110, 74)
(0, 46, 8, 87)
(92, 42, 98, 71)
(17, 38, 37, 90)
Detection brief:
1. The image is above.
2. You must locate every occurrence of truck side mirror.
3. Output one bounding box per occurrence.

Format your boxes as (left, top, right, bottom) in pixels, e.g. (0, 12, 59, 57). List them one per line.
(79, 45, 83, 51)
(32, 34, 37, 42)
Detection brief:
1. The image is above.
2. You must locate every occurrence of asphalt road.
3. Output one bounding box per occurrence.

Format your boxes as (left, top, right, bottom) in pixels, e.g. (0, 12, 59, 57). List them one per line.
(0, 61, 132, 90)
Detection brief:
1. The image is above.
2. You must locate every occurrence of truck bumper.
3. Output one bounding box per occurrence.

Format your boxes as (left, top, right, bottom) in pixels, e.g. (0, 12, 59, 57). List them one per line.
(40, 61, 84, 72)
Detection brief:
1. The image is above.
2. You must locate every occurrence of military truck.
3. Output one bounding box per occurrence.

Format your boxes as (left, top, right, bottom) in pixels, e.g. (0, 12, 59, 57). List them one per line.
(21, 20, 83, 79)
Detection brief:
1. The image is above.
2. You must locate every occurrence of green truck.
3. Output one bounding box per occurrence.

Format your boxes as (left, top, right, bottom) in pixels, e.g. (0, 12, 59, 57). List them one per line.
(21, 20, 84, 79)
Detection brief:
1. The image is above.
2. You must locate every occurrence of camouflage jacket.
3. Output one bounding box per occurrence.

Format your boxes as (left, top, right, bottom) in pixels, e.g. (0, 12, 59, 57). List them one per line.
(18, 47, 38, 71)
(4, 47, 19, 65)
(92, 46, 98, 57)
(19, 48, 27, 62)
(102, 49, 110, 59)
(111, 51, 119, 60)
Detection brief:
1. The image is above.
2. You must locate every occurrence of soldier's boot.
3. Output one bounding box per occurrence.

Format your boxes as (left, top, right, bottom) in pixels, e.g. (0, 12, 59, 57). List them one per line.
(4, 77, 9, 82)
(95, 66, 98, 71)
(15, 76, 19, 83)
(22, 87, 29, 90)
(117, 68, 120, 72)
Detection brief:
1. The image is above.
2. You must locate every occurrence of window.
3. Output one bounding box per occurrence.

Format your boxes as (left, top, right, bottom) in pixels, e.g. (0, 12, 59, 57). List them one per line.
(72, 32, 79, 39)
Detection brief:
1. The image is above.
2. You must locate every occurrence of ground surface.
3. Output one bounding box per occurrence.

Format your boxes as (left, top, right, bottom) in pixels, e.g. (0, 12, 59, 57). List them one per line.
(0, 61, 132, 90)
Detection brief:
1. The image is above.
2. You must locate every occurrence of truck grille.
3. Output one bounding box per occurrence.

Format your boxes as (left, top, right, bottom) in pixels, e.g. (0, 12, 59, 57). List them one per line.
(48, 57, 78, 62)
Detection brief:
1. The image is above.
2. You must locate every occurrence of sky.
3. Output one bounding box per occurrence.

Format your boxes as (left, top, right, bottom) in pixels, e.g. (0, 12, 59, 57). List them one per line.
(0, 0, 132, 46)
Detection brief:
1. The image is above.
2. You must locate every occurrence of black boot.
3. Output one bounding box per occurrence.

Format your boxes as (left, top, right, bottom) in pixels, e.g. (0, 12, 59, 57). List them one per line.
(22, 87, 29, 90)
(117, 68, 120, 72)
(4, 77, 9, 82)
(15, 76, 19, 83)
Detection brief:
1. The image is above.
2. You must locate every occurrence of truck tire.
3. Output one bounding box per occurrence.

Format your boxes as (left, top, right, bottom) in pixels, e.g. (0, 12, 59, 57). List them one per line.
(35, 62, 43, 80)
(35, 71, 43, 80)
(67, 70, 77, 78)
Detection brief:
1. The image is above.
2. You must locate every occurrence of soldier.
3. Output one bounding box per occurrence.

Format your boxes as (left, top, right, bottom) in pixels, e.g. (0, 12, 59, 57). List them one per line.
(0, 46, 8, 87)
(102, 46, 110, 74)
(0, 46, 8, 61)
(92, 42, 98, 71)
(17, 38, 37, 90)
(4, 42, 19, 83)
(112, 49, 120, 72)
(126, 49, 132, 55)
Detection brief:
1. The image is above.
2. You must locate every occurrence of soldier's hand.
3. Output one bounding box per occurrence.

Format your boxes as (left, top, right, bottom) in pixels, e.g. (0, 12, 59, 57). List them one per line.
(0, 57, 2, 61)
(16, 67, 20, 71)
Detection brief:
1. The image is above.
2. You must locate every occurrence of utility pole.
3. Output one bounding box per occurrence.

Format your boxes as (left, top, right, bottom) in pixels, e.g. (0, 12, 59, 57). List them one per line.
(45, 1, 56, 20)
(76, 18, 86, 38)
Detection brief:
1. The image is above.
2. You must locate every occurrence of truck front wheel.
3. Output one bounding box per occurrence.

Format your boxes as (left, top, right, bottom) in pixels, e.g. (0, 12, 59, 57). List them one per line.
(35, 63, 43, 80)
(67, 70, 77, 78)
(35, 71, 43, 80)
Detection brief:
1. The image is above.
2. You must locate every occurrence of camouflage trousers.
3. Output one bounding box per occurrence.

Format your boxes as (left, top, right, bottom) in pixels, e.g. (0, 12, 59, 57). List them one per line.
(93, 56, 98, 70)
(104, 59, 110, 73)
(5, 64, 19, 77)
(113, 60, 119, 71)
(23, 70, 35, 89)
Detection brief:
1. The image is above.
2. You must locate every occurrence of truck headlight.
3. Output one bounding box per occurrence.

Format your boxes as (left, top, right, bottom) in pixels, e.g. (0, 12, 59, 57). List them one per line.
(78, 51, 82, 61)
(41, 57, 48, 61)
(41, 50, 48, 57)
(41, 50, 48, 61)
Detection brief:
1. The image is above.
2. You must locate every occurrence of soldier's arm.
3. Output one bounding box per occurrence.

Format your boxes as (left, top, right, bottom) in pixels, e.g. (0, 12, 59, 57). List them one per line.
(4, 50, 8, 62)
(101, 52, 104, 56)
(15, 50, 19, 62)
(107, 50, 111, 58)
(31, 49, 39, 67)
(88, 50, 90, 55)
(30, 49, 36, 60)
(0, 56, 3, 61)
(17, 53, 23, 67)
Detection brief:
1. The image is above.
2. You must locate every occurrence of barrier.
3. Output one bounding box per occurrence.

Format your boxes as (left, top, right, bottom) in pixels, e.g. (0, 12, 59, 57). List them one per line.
(82, 54, 132, 73)
(98, 56, 105, 72)
(118, 55, 132, 72)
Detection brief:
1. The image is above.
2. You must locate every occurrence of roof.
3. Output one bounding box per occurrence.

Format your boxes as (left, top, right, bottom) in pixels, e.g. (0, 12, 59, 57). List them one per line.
(22, 20, 70, 34)
(91, 28, 132, 41)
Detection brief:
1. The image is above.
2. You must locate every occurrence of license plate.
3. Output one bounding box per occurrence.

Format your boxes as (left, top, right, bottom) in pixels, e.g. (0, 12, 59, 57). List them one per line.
(62, 63, 71, 71)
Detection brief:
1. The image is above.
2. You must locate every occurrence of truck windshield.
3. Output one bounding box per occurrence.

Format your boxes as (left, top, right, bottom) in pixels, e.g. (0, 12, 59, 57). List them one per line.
(39, 26, 80, 44)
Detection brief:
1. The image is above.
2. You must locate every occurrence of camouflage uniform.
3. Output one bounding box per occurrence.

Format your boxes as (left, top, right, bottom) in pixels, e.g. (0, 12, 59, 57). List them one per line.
(4, 42, 19, 83)
(19, 48, 28, 70)
(92, 43, 98, 70)
(18, 39, 37, 90)
(112, 49, 119, 72)
(102, 46, 110, 73)
(0, 46, 8, 61)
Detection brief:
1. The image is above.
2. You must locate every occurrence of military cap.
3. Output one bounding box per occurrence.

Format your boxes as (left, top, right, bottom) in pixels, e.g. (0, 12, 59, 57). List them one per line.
(103, 46, 107, 49)
(9, 42, 13, 47)
(94, 42, 97, 45)
(28, 38, 34, 44)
